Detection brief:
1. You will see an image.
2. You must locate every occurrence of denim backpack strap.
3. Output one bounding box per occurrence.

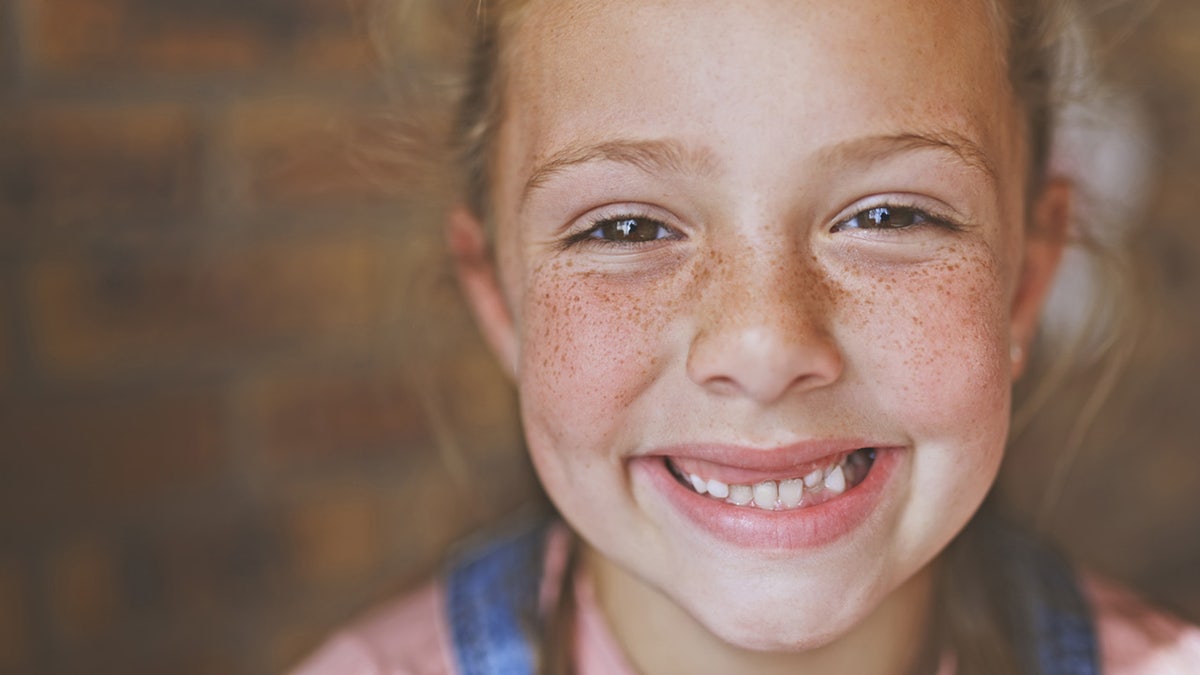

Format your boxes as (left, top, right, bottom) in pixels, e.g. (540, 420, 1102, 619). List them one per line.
(1009, 530, 1102, 675)
(445, 520, 549, 675)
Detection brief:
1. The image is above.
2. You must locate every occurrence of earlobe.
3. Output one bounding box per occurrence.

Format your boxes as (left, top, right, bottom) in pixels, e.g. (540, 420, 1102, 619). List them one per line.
(1010, 178, 1072, 379)
(447, 205, 520, 380)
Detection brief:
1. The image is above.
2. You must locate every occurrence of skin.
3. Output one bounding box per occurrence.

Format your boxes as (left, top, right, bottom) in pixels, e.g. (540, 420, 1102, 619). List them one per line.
(451, 0, 1069, 672)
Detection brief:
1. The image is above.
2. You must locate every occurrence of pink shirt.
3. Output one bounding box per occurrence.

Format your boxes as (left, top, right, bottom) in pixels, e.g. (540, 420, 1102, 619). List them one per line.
(292, 545, 1200, 675)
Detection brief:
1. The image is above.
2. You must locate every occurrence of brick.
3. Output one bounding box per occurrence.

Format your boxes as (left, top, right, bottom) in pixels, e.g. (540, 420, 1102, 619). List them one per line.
(382, 467, 475, 566)
(49, 536, 123, 646)
(34, 0, 374, 75)
(0, 389, 224, 528)
(287, 487, 380, 586)
(0, 560, 30, 671)
(27, 233, 378, 379)
(227, 99, 423, 208)
(374, 339, 525, 511)
(0, 7, 11, 86)
(342, 324, 529, 514)
(47, 626, 251, 675)
(244, 368, 430, 468)
(56, 651, 250, 675)
(0, 285, 11, 388)
(439, 346, 522, 453)
(149, 511, 283, 622)
(0, 104, 202, 231)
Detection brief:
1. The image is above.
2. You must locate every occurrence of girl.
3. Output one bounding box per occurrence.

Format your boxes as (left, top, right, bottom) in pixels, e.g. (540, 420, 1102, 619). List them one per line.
(296, 0, 1200, 673)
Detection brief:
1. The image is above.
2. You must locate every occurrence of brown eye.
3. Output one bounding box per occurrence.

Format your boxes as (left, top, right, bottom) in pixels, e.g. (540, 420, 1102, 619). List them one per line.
(589, 217, 672, 243)
(844, 206, 928, 230)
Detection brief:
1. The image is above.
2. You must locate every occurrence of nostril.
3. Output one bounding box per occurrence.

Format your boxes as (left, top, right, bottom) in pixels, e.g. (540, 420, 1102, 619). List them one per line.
(697, 375, 741, 397)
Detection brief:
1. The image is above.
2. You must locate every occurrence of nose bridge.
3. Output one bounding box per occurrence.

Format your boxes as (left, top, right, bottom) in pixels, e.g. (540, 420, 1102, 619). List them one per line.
(687, 241, 842, 402)
(725, 244, 831, 332)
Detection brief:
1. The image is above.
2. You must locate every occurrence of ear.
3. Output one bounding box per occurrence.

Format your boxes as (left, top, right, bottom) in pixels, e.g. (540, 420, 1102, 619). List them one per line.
(1009, 177, 1071, 379)
(447, 205, 519, 379)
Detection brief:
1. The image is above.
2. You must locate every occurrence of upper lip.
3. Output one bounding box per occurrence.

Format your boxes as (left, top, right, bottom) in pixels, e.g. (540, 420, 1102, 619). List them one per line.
(642, 439, 892, 473)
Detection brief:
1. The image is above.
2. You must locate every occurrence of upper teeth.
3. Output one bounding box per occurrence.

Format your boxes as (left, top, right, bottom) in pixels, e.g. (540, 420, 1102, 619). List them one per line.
(706, 479, 730, 499)
(681, 457, 852, 511)
(825, 465, 846, 493)
(779, 478, 804, 507)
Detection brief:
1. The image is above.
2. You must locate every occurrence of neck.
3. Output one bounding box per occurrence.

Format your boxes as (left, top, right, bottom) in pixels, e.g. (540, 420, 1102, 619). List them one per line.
(583, 546, 939, 675)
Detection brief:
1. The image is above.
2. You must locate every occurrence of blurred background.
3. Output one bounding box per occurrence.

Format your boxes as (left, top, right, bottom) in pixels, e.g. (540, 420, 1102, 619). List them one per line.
(0, 0, 1196, 673)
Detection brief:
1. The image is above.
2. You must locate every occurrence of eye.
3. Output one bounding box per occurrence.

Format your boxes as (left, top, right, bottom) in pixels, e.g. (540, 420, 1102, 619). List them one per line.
(592, 216, 672, 242)
(565, 215, 678, 248)
(833, 205, 960, 233)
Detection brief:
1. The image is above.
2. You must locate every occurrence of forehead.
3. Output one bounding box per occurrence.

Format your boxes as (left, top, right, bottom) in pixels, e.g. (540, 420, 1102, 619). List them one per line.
(496, 0, 1021, 204)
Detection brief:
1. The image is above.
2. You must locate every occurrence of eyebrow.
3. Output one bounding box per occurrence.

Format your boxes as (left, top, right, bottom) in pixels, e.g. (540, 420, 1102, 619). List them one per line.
(522, 138, 717, 204)
(821, 130, 999, 184)
(520, 129, 997, 206)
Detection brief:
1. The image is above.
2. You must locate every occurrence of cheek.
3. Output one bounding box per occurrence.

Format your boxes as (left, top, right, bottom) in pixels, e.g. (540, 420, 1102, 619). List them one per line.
(839, 251, 1015, 554)
(515, 267, 674, 458)
(847, 254, 1013, 439)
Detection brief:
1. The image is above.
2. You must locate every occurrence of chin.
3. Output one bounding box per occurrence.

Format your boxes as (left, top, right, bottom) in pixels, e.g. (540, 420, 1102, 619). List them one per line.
(664, 556, 895, 653)
(703, 610, 858, 653)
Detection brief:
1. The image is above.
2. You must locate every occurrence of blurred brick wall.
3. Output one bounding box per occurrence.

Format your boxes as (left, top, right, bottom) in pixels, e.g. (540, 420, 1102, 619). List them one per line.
(0, 1, 1197, 674)
(0, 1, 531, 673)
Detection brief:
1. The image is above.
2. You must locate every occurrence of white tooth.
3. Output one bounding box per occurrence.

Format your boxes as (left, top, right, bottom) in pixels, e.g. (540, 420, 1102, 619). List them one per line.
(824, 465, 846, 494)
(707, 479, 730, 499)
(728, 484, 753, 506)
(803, 469, 823, 488)
(689, 474, 708, 494)
(752, 481, 778, 510)
(779, 478, 804, 508)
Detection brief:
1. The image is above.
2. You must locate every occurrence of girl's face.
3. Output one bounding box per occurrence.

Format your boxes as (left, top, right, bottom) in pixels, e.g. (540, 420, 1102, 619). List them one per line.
(457, 0, 1065, 659)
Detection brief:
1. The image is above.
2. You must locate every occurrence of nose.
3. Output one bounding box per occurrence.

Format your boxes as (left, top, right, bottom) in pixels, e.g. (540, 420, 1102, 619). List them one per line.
(685, 250, 843, 404)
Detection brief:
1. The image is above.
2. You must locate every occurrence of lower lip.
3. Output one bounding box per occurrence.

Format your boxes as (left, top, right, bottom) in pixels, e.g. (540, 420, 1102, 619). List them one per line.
(633, 448, 902, 550)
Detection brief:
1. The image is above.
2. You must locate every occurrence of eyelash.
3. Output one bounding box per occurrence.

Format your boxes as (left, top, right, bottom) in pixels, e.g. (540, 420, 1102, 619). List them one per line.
(559, 212, 680, 250)
(832, 203, 964, 234)
(559, 202, 962, 250)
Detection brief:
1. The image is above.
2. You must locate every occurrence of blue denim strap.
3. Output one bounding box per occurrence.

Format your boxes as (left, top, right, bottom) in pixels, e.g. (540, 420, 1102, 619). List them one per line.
(446, 521, 547, 675)
(1033, 602, 1101, 675)
(1014, 530, 1101, 675)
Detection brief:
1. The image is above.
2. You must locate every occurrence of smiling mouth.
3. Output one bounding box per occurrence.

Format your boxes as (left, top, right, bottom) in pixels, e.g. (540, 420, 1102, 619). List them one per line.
(665, 448, 877, 511)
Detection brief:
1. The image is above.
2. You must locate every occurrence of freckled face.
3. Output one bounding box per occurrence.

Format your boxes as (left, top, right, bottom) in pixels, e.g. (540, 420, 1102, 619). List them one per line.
(485, 0, 1035, 653)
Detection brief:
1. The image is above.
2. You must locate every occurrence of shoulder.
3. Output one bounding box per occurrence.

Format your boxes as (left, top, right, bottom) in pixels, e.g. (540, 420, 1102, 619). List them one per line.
(1084, 575, 1200, 675)
(288, 579, 457, 675)
(287, 517, 559, 675)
